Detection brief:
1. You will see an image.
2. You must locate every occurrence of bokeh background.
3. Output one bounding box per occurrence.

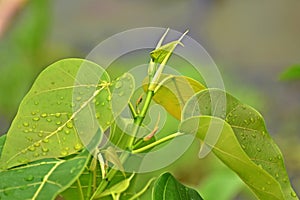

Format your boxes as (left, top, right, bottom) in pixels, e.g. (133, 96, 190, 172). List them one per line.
(0, 0, 299, 199)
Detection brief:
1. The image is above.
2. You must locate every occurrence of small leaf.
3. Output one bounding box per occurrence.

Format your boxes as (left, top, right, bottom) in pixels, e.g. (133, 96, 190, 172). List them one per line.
(0, 149, 90, 200)
(94, 173, 135, 199)
(150, 41, 183, 64)
(0, 58, 111, 169)
(143, 74, 206, 119)
(152, 172, 203, 200)
(102, 146, 125, 173)
(181, 89, 299, 200)
(279, 65, 300, 80)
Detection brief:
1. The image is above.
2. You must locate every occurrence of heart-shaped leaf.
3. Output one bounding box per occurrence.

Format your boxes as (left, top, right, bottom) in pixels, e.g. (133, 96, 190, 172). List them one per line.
(0, 58, 111, 169)
(152, 172, 203, 200)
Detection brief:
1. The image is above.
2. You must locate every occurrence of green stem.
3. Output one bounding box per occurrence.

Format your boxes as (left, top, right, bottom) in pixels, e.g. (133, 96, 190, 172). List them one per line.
(132, 132, 184, 154)
(76, 179, 84, 200)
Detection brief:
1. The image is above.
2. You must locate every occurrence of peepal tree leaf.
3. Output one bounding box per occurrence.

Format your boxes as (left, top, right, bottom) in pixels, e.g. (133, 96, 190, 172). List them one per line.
(181, 88, 298, 200)
(143, 74, 206, 119)
(0, 149, 90, 200)
(152, 172, 203, 200)
(0, 58, 112, 169)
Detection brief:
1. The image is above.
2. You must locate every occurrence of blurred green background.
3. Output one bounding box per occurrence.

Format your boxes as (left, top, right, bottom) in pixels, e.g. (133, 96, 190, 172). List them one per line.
(0, 0, 299, 199)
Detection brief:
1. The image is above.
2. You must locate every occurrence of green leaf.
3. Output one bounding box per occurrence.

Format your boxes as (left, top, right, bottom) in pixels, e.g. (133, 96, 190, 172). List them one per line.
(143, 74, 206, 120)
(102, 146, 125, 173)
(94, 173, 135, 199)
(0, 58, 111, 169)
(181, 89, 299, 200)
(0, 149, 90, 200)
(150, 41, 183, 64)
(152, 172, 203, 200)
(279, 65, 300, 80)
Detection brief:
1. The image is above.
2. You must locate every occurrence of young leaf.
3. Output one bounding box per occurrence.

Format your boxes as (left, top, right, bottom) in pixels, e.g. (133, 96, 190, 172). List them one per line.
(0, 58, 111, 169)
(93, 173, 135, 199)
(143, 74, 206, 119)
(152, 172, 203, 200)
(0, 149, 90, 200)
(150, 41, 183, 64)
(181, 89, 299, 200)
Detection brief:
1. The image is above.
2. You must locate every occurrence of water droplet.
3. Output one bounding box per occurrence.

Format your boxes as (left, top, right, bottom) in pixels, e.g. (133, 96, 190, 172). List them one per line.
(28, 146, 36, 151)
(118, 91, 124, 96)
(275, 173, 279, 178)
(65, 147, 70, 151)
(262, 131, 266, 136)
(242, 106, 247, 110)
(269, 157, 273, 161)
(43, 138, 49, 143)
(24, 175, 34, 181)
(66, 122, 73, 129)
(23, 122, 29, 127)
(34, 152, 39, 157)
(60, 150, 68, 156)
(291, 191, 297, 197)
(32, 117, 40, 121)
(115, 81, 122, 89)
(95, 113, 100, 119)
(76, 96, 82, 101)
(65, 130, 70, 135)
(241, 144, 246, 149)
(34, 101, 39, 105)
(41, 113, 47, 118)
(32, 125, 36, 129)
(251, 133, 256, 138)
(23, 129, 29, 133)
(277, 155, 281, 160)
(57, 127, 63, 131)
(60, 96, 64, 100)
(56, 121, 62, 125)
(55, 113, 61, 118)
(31, 111, 36, 115)
(262, 187, 265, 191)
(107, 95, 111, 101)
(74, 143, 82, 150)
(106, 121, 111, 125)
(71, 102, 76, 107)
(256, 147, 261, 152)
(101, 102, 105, 106)
(95, 101, 100, 105)
(34, 143, 40, 147)
(250, 117, 255, 123)
(283, 178, 288, 183)
(46, 118, 52, 122)
(21, 149, 27, 154)
(258, 164, 263, 169)
(57, 101, 61, 105)
(70, 167, 76, 174)
(42, 147, 49, 152)
(243, 119, 248, 124)
(267, 181, 271, 185)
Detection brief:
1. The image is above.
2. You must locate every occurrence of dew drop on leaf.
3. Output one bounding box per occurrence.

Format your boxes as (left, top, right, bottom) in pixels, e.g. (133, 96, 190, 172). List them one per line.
(251, 134, 256, 138)
(28, 146, 36, 151)
(42, 147, 49, 152)
(275, 173, 279, 178)
(241, 144, 246, 149)
(65, 130, 70, 135)
(32, 117, 40, 121)
(107, 95, 112, 101)
(256, 147, 261, 152)
(24, 175, 34, 181)
(34, 142, 40, 147)
(42, 138, 49, 143)
(76, 96, 82, 101)
(66, 122, 73, 129)
(23, 122, 29, 127)
(60, 150, 68, 156)
(46, 118, 52, 122)
(101, 102, 105, 106)
(56, 121, 62, 125)
(41, 113, 47, 118)
(55, 113, 61, 118)
(291, 191, 297, 197)
(31, 111, 36, 115)
(34, 152, 39, 157)
(74, 143, 82, 150)
(34, 101, 39, 105)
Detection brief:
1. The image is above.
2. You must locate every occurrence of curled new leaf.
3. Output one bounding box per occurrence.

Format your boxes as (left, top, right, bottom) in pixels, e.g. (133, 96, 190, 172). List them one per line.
(143, 74, 206, 119)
